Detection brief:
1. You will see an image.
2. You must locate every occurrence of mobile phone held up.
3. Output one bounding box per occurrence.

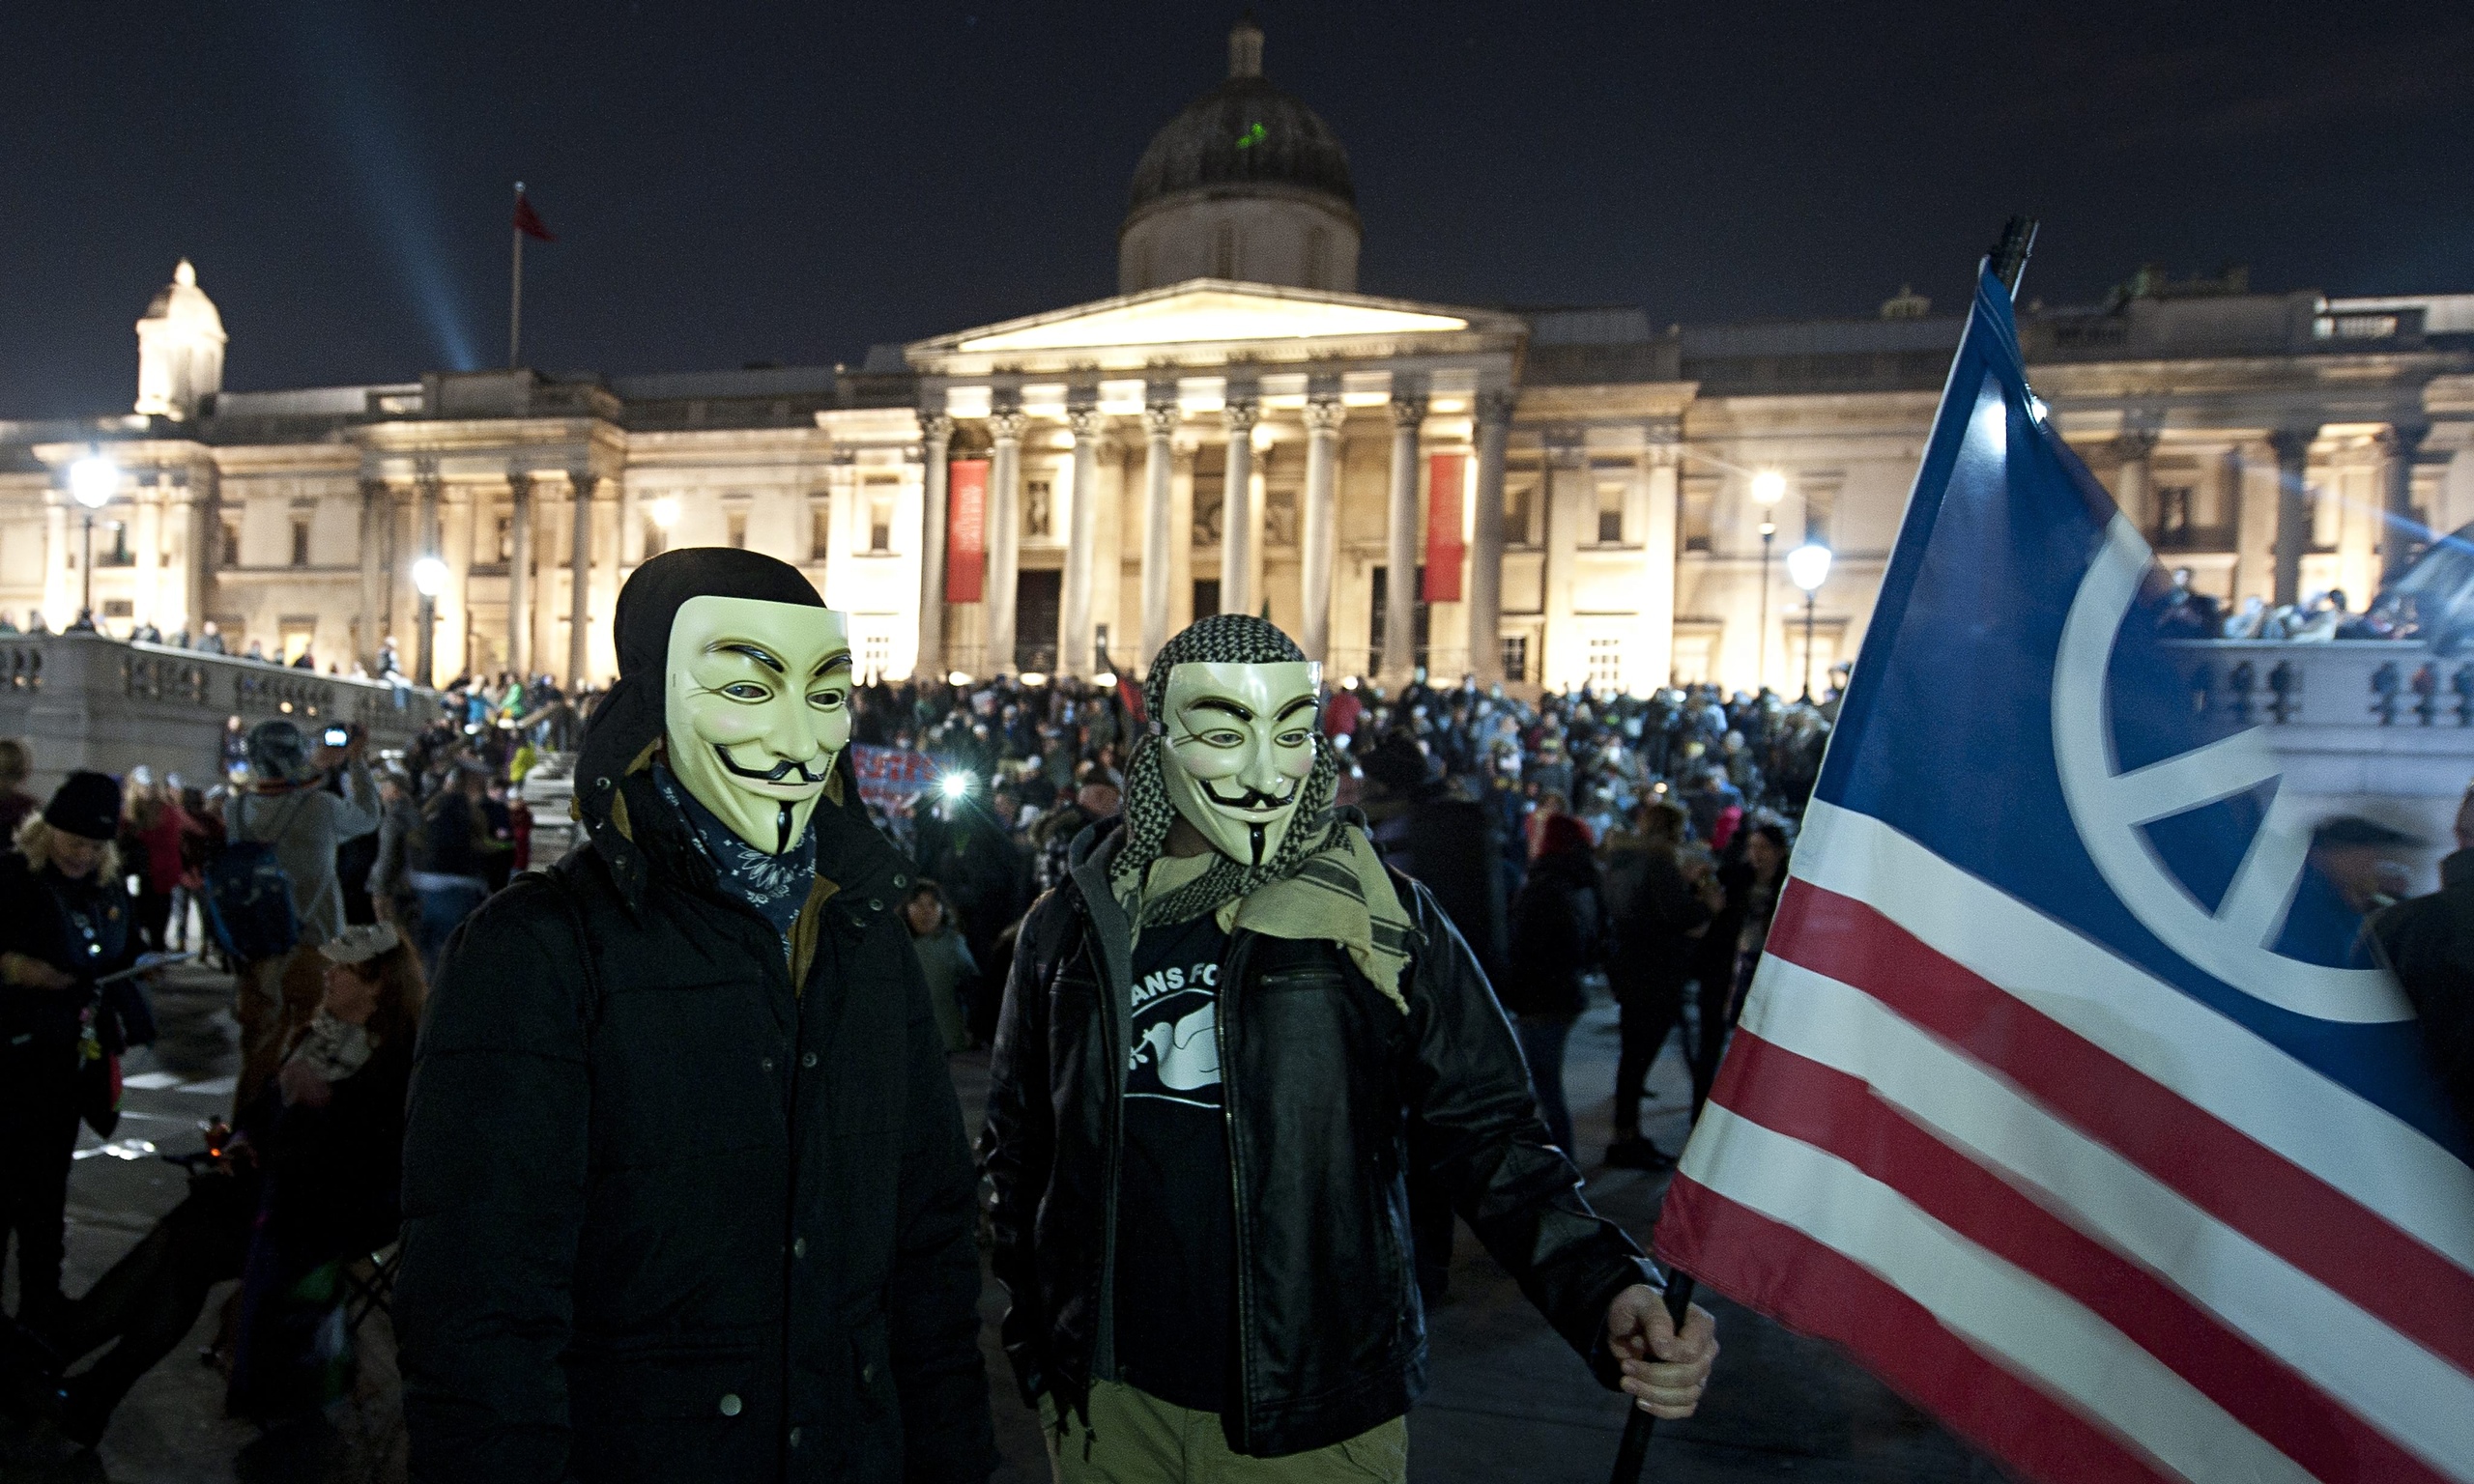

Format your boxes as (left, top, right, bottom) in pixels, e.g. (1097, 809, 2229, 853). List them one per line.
(323, 726, 351, 747)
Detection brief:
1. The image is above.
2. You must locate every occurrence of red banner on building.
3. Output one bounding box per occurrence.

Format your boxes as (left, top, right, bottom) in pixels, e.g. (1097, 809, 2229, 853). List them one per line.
(1423, 453, 1466, 602)
(946, 459, 989, 603)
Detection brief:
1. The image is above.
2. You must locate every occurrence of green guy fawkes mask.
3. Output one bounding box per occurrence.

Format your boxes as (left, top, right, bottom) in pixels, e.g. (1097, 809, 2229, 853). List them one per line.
(1160, 660, 1321, 868)
(663, 595, 852, 854)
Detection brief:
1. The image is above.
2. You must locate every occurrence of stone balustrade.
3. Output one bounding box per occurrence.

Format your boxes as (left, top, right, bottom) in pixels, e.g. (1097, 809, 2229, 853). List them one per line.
(0, 632, 443, 793)
(2160, 639, 2472, 890)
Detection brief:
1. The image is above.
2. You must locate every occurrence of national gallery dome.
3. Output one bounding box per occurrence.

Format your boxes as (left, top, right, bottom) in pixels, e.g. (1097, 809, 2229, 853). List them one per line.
(1118, 18, 1362, 295)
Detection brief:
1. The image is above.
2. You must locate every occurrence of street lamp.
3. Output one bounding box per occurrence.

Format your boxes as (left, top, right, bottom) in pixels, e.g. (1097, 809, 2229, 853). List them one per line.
(1750, 471, 1786, 690)
(1785, 541, 1832, 703)
(412, 555, 448, 688)
(69, 454, 117, 631)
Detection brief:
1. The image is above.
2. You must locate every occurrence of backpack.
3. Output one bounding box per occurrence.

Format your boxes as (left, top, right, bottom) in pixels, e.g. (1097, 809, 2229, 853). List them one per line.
(203, 792, 309, 962)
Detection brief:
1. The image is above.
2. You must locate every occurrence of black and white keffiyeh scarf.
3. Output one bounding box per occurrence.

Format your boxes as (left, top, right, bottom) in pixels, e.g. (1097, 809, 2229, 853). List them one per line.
(1110, 614, 1346, 928)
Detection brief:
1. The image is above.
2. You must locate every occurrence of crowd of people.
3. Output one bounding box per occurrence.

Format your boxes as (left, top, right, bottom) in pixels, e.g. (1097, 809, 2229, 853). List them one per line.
(847, 668, 1838, 1179)
(6, 628, 2466, 1466)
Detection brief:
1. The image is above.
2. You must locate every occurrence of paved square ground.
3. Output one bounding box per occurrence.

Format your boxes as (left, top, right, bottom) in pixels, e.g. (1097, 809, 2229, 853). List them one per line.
(4, 968, 2003, 1483)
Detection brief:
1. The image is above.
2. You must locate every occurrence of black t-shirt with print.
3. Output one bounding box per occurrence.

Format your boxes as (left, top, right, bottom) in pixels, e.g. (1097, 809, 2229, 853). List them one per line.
(1112, 908, 1235, 1413)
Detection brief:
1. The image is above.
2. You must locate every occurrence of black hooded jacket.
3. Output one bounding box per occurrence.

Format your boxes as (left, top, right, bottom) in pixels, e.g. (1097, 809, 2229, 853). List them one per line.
(981, 819, 1655, 1458)
(394, 550, 994, 1484)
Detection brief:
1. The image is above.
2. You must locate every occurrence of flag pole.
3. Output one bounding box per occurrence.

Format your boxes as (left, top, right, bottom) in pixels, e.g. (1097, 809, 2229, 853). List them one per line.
(1608, 1273, 1698, 1484)
(509, 181, 527, 368)
(1990, 214, 2039, 300)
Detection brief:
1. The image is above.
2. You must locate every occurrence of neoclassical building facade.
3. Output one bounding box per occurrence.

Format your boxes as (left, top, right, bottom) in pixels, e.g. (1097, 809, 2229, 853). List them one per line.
(6, 19, 2471, 696)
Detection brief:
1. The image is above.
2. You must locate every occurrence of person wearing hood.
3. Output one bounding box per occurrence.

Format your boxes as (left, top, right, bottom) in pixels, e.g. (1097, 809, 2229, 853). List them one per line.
(1, 771, 147, 1338)
(981, 615, 1714, 1482)
(394, 549, 995, 1483)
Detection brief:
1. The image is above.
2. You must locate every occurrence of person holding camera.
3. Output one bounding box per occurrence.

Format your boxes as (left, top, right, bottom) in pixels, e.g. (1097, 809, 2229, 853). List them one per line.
(223, 720, 380, 1117)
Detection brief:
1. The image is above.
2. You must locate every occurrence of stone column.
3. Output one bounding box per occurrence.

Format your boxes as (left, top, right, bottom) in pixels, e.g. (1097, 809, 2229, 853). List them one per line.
(2112, 427, 2159, 534)
(506, 469, 534, 678)
(442, 483, 476, 681)
(1139, 396, 1178, 667)
(917, 411, 953, 675)
(1540, 432, 1586, 690)
(1059, 401, 1104, 677)
(414, 459, 443, 683)
(1169, 437, 1197, 633)
(1467, 390, 1513, 683)
(132, 475, 163, 632)
(2382, 421, 2431, 586)
(986, 409, 1027, 674)
(567, 467, 595, 688)
(177, 471, 212, 641)
(41, 499, 70, 633)
(356, 477, 387, 667)
(2268, 425, 2318, 608)
(1637, 421, 1681, 694)
(1299, 395, 1345, 662)
(1381, 392, 1426, 681)
(1220, 396, 1260, 619)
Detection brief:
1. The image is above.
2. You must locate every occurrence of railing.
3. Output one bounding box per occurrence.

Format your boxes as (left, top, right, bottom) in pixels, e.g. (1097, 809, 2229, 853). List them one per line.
(2159, 640, 2472, 729)
(0, 633, 444, 792)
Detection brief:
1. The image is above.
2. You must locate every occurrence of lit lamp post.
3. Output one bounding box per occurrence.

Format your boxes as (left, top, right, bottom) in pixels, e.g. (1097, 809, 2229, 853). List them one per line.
(1750, 471, 1785, 689)
(412, 556, 448, 688)
(1785, 541, 1832, 703)
(69, 454, 118, 632)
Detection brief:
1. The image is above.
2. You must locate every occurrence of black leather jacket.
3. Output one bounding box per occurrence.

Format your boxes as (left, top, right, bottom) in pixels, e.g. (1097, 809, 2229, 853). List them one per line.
(981, 820, 1655, 1458)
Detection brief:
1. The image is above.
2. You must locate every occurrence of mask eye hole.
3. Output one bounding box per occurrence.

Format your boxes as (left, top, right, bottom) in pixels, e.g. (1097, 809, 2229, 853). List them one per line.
(807, 687, 847, 710)
(720, 682, 770, 702)
(1275, 728, 1312, 748)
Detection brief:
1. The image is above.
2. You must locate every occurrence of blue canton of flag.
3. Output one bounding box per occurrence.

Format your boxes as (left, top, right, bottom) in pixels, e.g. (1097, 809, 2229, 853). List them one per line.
(1656, 266, 2474, 1484)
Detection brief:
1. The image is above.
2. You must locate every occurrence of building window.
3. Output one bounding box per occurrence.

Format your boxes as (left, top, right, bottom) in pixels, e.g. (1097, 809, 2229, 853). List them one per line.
(2153, 484, 2197, 550)
(1025, 480, 1052, 538)
(643, 517, 666, 559)
(1597, 482, 1625, 544)
(861, 632, 892, 683)
(868, 493, 893, 553)
(1212, 222, 1237, 278)
(1802, 483, 1836, 545)
(1506, 481, 1537, 547)
(290, 518, 310, 567)
(1193, 579, 1221, 619)
(1681, 481, 1715, 554)
(1305, 227, 1330, 290)
(104, 522, 135, 567)
(103, 599, 133, 619)
(494, 511, 515, 562)
(1588, 636, 1624, 691)
(727, 510, 748, 550)
(221, 520, 241, 568)
(1500, 635, 1530, 683)
(810, 502, 831, 562)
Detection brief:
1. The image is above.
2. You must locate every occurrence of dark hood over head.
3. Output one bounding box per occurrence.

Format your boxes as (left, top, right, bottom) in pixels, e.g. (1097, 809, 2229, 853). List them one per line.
(574, 547, 827, 816)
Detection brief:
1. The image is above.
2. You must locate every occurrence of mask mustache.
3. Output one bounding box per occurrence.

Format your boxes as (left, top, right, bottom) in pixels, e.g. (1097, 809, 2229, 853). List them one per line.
(1199, 779, 1297, 812)
(714, 744, 827, 785)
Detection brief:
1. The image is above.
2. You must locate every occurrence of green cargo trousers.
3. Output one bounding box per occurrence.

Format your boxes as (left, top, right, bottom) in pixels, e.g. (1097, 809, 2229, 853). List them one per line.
(1041, 1380, 1409, 1483)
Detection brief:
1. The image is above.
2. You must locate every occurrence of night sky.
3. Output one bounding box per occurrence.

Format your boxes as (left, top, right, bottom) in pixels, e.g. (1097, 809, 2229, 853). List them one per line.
(8, 2, 2469, 418)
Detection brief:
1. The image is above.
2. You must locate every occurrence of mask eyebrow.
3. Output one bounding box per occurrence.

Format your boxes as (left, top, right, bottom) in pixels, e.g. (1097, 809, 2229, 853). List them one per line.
(1274, 696, 1318, 723)
(712, 642, 786, 673)
(810, 649, 854, 678)
(1185, 698, 1253, 721)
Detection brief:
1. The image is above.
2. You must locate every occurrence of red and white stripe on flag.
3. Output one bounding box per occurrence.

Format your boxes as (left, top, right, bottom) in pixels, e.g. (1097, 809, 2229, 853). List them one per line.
(1656, 799, 2474, 1484)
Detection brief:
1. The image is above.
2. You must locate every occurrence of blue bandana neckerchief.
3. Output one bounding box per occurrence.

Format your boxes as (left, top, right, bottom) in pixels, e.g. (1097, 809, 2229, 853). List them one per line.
(652, 761, 818, 952)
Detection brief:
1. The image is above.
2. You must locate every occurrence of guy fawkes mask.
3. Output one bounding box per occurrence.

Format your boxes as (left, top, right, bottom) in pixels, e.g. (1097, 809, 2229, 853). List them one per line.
(1159, 660, 1322, 868)
(663, 595, 852, 853)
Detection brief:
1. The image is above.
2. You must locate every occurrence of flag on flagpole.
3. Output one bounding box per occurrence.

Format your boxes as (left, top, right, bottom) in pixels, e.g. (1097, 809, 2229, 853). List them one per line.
(512, 187, 557, 243)
(1654, 264, 2474, 1483)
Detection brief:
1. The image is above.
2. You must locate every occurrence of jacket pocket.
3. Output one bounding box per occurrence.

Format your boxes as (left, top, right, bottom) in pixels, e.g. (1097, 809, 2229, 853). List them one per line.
(569, 1350, 762, 1421)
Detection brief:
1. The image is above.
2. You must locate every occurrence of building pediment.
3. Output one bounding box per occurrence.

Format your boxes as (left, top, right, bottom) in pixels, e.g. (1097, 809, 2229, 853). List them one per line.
(907, 277, 1525, 378)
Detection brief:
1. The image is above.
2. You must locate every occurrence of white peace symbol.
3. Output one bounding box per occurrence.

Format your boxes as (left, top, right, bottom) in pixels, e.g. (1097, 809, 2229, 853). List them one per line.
(2051, 514, 2409, 1023)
